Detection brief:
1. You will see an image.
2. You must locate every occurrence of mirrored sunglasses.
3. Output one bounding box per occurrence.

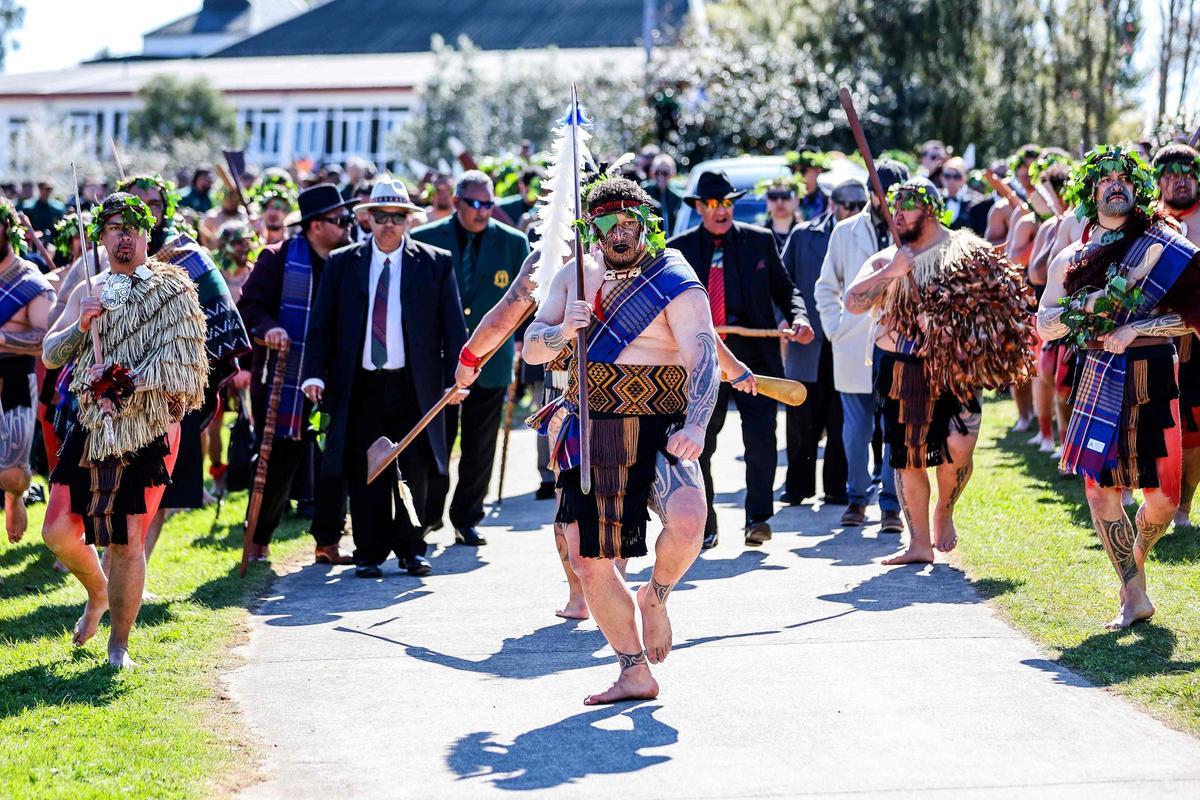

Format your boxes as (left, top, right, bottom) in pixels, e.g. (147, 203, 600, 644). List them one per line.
(459, 197, 495, 211)
(766, 191, 795, 201)
(701, 198, 735, 209)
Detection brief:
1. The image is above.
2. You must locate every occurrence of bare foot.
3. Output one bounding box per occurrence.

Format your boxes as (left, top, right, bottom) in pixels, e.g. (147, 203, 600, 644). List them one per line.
(1104, 596, 1155, 630)
(107, 645, 136, 669)
(882, 546, 935, 565)
(72, 596, 109, 646)
(5, 492, 26, 543)
(584, 664, 659, 705)
(1174, 509, 1192, 527)
(932, 514, 958, 553)
(555, 595, 589, 620)
(636, 582, 673, 664)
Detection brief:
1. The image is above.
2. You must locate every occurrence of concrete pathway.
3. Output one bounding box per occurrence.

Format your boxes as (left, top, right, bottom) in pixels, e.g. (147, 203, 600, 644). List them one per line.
(225, 411, 1200, 799)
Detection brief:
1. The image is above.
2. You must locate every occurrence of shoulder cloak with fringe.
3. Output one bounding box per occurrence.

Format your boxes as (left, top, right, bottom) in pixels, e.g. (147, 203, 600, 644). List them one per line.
(69, 259, 209, 462)
(878, 229, 1038, 403)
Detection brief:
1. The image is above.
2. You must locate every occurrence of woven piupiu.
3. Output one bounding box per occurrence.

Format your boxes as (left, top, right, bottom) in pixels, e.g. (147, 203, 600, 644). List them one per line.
(879, 229, 1038, 404)
(875, 350, 976, 469)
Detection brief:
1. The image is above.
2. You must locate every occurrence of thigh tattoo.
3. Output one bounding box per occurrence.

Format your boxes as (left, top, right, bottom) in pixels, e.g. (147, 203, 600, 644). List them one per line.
(650, 451, 704, 524)
(957, 411, 982, 436)
(0, 379, 36, 470)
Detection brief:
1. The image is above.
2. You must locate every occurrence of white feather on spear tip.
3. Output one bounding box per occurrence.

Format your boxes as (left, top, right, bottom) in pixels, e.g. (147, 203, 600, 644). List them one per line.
(530, 105, 594, 307)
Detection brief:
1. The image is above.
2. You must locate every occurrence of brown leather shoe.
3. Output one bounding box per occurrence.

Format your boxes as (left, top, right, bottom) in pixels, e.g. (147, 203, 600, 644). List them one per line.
(314, 544, 354, 565)
(840, 504, 868, 527)
(879, 511, 905, 533)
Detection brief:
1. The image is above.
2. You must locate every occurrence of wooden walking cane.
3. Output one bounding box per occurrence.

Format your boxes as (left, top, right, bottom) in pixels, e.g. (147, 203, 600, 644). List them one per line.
(837, 87, 918, 294)
(494, 350, 523, 505)
(569, 83, 592, 495)
(239, 338, 289, 577)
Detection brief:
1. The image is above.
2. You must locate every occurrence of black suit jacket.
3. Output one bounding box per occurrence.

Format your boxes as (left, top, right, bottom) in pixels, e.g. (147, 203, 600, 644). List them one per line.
(667, 221, 808, 377)
(302, 236, 468, 477)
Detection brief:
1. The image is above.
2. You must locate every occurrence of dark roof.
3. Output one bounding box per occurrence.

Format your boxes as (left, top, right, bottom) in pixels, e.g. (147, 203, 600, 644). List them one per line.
(211, 0, 686, 58)
(147, 1, 252, 37)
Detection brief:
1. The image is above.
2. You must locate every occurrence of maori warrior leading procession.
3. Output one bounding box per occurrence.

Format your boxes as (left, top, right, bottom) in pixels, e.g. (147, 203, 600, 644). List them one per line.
(3, 83, 1199, 709)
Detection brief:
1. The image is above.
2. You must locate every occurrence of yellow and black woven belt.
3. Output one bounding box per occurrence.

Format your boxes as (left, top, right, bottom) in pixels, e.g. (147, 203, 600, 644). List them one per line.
(565, 361, 687, 415)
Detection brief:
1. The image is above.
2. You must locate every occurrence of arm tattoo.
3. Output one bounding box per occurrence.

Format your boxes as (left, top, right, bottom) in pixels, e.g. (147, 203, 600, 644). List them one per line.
(504, 276, 535, 307)
(615, 649, 648, 671)
(1130, 313, 1192, 337)
(42, 323, 87, 368)
(848, 280, 888, 310)
(0, 328, 47, 355)
(684, 332, 719, 430)
(543, 324, 568, 351)
(1036, 307, 1068, 340)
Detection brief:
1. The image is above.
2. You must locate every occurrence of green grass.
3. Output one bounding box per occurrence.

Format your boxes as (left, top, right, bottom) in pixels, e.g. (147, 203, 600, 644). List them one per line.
(0, 469, 312, 799)
(955, 397, 1200, 735)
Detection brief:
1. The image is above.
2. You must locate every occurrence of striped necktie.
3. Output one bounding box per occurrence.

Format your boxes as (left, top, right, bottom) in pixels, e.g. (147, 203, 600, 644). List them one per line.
(371, 257, 390, 368)
(708, 240, 726, 338)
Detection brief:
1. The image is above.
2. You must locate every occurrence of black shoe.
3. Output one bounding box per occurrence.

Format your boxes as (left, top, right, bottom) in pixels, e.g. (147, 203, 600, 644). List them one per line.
(454, 527, 487, 546)
(534, 482, 557, 500)
(355, 564, 383, 579)
(406, 555, 432, 576)
(778, 492, 809, 506)
(702, 530, 719, 550)
(744, 522, 772, 546)
(822, 495, 849, 506)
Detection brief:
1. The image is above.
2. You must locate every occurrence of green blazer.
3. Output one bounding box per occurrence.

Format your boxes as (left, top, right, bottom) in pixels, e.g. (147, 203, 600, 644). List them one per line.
(410, 214, 530, 389)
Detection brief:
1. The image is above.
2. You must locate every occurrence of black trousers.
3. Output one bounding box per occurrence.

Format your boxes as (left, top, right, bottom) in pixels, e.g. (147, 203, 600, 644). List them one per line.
(426, 383, 507, 531)
(700, 383, 779, 534)
(347, 368, 437, 565)
(784, 342, 848, 501)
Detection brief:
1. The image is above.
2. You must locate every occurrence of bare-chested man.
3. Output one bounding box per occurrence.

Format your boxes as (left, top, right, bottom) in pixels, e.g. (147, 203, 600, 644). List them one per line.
(0, 199, 55, 543)
(846, 178, 1036, 564)
(1039, 146, 1200, 628)
(41, 192, 207, 666)
(1149, 143, 1200, 525)
(523, 177, 717, 704)
(986, 144, 1042, 247)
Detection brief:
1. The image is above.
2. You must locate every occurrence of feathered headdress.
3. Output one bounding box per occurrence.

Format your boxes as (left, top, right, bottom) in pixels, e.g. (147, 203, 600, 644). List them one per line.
(530, 103, 594, 307)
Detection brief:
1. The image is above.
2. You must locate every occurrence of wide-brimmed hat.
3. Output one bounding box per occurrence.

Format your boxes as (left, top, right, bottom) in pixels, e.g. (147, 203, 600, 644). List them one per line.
(284, 183, 356, 226)
(355, 176, 422, 213)
(684, 171, 746, 203)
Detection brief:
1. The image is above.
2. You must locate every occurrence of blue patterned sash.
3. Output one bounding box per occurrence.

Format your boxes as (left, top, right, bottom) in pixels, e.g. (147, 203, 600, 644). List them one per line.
(275, 236, 314, 439)
(0, 258, 52, 327)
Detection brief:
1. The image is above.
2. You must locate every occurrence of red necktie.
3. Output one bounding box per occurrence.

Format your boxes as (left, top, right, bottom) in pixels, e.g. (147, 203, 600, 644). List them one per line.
(708, 240, 726, 339)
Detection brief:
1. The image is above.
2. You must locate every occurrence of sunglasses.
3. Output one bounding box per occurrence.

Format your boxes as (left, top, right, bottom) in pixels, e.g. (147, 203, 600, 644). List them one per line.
(322, 215, 353, 228)
(941, 171, 964, 180)
(371, 211, 409, 226)
(766, 191, 795, 201)
(459, 197, 495, 211)
(922, 151, 945, 160)
(700, 198, 735, 209)
(837, 201, 866, 212)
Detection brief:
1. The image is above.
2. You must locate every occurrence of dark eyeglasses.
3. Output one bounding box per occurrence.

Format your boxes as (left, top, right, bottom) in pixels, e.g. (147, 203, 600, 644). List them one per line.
(371, 211, 409, 226)
(941, 171, 964, 180)
(322, 215, 353, 228)
(837, 201, 866, 212)
(700, 198, 735, 209)
(459, 197, 495, 211)
(922, 151, 945, 160)
(766, 191, 795, 201)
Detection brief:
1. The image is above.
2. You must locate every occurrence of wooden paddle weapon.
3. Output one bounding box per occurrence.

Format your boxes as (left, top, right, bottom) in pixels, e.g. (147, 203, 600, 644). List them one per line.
(239, 337, 289, 577)
(569, 83, 592, 495)
(983, 169, 1032, 215)
(494, 349, 523, 505)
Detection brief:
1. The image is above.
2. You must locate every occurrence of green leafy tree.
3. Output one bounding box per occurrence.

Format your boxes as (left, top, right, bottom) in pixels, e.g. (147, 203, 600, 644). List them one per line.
(128, 74, 237, 147)
(0, 0, 23, 73)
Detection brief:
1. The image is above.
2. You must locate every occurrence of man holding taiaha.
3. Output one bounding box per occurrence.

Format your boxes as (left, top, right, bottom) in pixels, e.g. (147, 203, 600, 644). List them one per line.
(0, 198, 55, 543)
(1039, 146, 1200, 629)
(119, 173, 250, 555)
(846, 178, 1036, 565)
(40, 193, 207, 667)
(524, 177, 717, 704)
(1150, 143, 1200, 526)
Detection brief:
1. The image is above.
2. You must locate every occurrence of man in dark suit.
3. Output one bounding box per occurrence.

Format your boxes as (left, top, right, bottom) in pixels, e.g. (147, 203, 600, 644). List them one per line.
(779, 181, 866, 509)
(668, 171, 814, 548)
(302, 178, 468, 578)
(237, 183, 356, 565)
(411, 171, 530, 546)
(942, 157, 988, 236)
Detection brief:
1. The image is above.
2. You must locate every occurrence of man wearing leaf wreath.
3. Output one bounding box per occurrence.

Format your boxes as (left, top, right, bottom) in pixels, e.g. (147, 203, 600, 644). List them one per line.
(846, 177, 1037, 565)
(1039, 145, 1200, 629)
(40, 193, 208, 667)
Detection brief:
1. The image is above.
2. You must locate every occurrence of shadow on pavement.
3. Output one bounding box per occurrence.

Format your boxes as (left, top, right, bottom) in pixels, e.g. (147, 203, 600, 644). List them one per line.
(625, 550, 785, 592)
(448, 704, 676, 790)
(790, 525, 899, 567)
(817, 564, 1020, 613)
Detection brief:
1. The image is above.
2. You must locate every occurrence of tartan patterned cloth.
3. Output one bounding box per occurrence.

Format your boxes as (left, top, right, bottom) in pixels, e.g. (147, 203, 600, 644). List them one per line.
(0, 257, 52, 327)
(530, 248, 702, 472)
(275, 236, 314, 439)
(1061, 224, 1198, 480)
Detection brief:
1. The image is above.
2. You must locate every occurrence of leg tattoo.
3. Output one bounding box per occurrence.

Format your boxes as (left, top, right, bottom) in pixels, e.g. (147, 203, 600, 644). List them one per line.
(616, 649, 648, 671)
(1094, 513, 1138, 584)
(945, 465, 970, 508)
(649, 576, 674, 605)
(896, 470, 915, 531)
(1134, 505, 1170, 555)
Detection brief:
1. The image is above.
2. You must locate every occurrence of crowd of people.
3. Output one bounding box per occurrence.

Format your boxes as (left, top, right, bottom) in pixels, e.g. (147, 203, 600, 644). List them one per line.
(0, 122, 1197, 703)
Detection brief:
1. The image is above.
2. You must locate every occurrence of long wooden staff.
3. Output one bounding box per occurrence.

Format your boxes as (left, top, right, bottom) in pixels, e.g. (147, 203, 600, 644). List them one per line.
(70, 162, 114, 447)
(494, 350, 522, 505)
(1188, 124, 1200, 148)
(837, 87, 917, 293)
(239, 338, 289, 577)
(716, 325, 786, 338)
(569, 83, 592, 495)
(983, 169, 1032, 215)
(109, 137, 126, 182)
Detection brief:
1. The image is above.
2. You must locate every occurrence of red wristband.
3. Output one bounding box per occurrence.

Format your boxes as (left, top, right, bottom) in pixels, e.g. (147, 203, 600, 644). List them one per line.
(459, 345, 483, 369)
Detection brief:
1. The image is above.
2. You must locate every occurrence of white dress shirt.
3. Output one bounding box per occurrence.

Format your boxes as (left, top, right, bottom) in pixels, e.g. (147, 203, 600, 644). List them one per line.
(362, 240, 406, 370)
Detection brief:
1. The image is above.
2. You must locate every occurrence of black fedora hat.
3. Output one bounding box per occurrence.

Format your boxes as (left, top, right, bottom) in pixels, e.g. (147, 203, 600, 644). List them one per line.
(684, 170, 747, 203)
(285, 183, 356, 226)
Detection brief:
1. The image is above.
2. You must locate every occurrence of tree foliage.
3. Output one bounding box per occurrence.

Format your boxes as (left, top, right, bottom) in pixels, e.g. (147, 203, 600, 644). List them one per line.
(0, 0, 23, 73)
(128, 75, 237, 148)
